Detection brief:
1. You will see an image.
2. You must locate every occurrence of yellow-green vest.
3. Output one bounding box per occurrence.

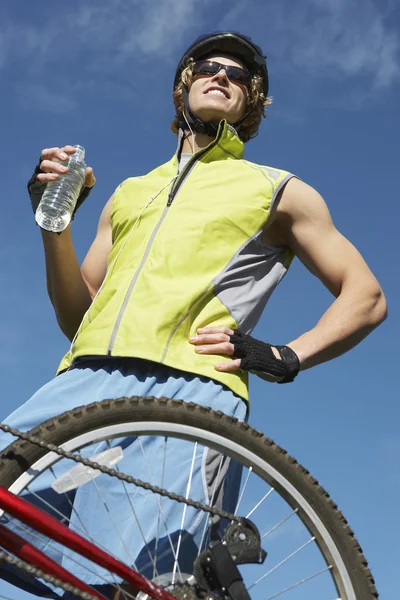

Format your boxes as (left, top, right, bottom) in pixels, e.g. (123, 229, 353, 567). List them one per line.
(58, 121, 295, 401)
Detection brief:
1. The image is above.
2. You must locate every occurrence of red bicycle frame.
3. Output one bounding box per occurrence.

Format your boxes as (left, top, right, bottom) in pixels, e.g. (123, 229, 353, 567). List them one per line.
(0, 486, 178, 600)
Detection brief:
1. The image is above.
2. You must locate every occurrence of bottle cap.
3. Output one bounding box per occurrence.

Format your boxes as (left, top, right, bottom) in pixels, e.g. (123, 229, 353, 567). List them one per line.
(70, 145, 85, 162)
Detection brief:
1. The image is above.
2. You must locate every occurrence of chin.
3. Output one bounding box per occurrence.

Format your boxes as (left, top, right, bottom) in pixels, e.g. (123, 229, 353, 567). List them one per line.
(196, 107, 236, 124)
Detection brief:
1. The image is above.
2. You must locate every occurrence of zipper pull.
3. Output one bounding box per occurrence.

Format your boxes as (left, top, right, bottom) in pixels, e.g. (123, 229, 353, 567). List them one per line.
(167, 173, 180, 206)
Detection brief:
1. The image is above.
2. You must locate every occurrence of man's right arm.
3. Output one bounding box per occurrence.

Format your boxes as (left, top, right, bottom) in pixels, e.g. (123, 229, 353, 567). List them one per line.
(33, 146, 113, 341)
(41, 197, 113, 341)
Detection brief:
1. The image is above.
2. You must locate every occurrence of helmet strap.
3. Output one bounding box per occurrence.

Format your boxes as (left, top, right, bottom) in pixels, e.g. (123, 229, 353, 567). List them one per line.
(180, 86, 220, 138)
(231, 106, 254, 131)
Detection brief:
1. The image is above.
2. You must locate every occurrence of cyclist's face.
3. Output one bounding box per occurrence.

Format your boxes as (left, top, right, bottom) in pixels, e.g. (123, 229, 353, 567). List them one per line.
(188, 55, 248, 126)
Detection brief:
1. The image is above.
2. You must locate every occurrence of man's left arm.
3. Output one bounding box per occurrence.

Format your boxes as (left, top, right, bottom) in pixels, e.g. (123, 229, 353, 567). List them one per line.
(268, 177, 387, 370)
(189, 178, 387, 379)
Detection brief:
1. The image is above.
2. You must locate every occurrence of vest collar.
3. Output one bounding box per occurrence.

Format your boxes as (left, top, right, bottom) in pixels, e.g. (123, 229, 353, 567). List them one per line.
(174, 119, 245, 165)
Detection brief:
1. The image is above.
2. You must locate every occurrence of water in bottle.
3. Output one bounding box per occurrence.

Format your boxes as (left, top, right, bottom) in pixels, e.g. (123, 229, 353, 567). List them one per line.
(35, 145, 86, 233)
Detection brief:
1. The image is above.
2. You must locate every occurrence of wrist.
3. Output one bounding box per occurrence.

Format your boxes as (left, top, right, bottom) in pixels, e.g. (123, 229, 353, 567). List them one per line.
(285, 342, 306, 370)
(40, 225, 73, 248)
(40, 224, 71, 237)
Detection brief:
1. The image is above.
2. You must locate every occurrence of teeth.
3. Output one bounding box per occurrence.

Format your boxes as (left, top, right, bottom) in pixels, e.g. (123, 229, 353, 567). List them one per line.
(207, 89, 227, 98)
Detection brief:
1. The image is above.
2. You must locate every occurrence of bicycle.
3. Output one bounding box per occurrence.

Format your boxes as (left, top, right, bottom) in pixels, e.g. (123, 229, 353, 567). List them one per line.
(0, 396, 378, 599)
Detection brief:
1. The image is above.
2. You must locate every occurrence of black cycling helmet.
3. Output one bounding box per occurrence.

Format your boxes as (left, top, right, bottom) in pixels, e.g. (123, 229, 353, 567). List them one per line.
(174, 31, 269, 96)
(174, 31, 269, 138)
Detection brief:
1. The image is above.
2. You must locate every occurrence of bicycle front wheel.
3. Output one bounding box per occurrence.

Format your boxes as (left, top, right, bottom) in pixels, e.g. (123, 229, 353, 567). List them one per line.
(0, 397, 378, 599)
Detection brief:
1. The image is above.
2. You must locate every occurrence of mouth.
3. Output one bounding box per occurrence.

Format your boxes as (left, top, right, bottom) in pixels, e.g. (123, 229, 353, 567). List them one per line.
(204, 86, 230, 99)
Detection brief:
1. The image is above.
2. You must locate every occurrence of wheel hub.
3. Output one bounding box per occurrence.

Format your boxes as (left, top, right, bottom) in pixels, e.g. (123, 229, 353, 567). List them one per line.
(136, 574, 206, 600)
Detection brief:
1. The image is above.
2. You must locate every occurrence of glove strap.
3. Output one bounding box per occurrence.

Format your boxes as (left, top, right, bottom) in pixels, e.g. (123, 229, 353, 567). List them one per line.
(230, 331, 300, 384)
(27, 158, 47, 214)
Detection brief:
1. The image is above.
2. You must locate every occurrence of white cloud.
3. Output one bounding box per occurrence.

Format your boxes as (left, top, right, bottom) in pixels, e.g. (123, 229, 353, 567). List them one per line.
(121, 0, 213, 57)
(223, 0, 400, 91)
(281, 0, 397, 90)
(15, 83, 78, 114)
(0, 1, 174, 112)
(1, 0, 398, 115)
(0, 0, 211, 72)
(0, 18, 55, 70)
(1, 0, 215, 112)
(2, 0, 398, 89)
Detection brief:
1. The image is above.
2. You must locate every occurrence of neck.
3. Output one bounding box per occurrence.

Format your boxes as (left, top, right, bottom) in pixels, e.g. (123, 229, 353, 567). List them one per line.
(180, 130, 216, 154)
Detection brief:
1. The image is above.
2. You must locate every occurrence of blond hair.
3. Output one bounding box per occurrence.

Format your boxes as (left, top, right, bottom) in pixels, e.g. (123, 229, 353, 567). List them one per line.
(171, 59, 272, 143)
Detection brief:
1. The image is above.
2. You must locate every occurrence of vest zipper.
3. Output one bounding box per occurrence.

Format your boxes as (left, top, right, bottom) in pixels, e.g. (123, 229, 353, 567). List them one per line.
(107, 205, 170, 354)
(166, 143, 210, 206)
(106, 134, 223, 356)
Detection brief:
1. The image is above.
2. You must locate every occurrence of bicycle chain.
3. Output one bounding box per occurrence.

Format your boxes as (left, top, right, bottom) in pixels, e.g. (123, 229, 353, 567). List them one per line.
(0, 422, 240, 523)
(0, 549, 100, 600)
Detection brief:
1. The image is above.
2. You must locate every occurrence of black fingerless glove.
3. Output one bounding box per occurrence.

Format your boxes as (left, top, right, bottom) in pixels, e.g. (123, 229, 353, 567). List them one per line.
(27, 158, 93, 217)
(27, 158, 47, 214)
(230, 331, 300, 384)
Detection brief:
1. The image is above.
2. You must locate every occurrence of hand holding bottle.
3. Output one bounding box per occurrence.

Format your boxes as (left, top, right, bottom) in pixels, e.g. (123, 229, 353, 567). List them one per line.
(28, 145, 96, 231)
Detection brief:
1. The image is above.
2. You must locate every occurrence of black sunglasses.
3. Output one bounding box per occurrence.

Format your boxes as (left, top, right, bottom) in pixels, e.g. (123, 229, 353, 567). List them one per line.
(193, 60, 252, 87)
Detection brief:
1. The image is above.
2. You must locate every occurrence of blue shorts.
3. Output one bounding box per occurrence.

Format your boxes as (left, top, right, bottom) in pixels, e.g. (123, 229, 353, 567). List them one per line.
(0, 358, 247, 597)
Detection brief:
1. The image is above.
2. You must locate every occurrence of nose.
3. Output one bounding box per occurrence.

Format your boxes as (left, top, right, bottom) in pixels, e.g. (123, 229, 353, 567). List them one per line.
(210, 68, 229, 87)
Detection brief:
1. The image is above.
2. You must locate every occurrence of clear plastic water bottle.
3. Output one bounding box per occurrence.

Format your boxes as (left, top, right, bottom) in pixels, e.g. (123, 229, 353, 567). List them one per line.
(35, 145, 86, 233)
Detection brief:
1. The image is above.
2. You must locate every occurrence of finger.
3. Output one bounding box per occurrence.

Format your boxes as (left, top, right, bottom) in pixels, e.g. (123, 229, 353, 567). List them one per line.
(41, 147, 75, 162)
(194, 342, 234, 356)
(84, 167, 96, 188)
(39, 159, 69, 175)
(196, 326, 234, 336)
(190, 332, 230, 345)
(36, 172, 60, 184)
(215, 359, 242, 372)
(40, 147, 60, 161)
(61, 145, 77, 154)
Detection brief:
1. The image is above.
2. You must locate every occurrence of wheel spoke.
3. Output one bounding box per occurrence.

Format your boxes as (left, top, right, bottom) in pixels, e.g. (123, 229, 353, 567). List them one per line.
(27, 474, 128, 593)
(102, 441, 159, 578)
(249, 536, 316, 589)
(245, 487, 275, 519)
(197, 452, 225, 556)
(263, 566, 333, 600)
(261, 508, 299, 540)
(136, 436, 184, 581)
(121, 477, 159, 578)
(153, 436, 168, 579)
(28, 482, 129, 579)
(91, 479, 138, 571)
(26, 484, 113, 553)
(172, 442, 198, 584)
(8, 519, 117, 588)
(234, 466, 252, 515)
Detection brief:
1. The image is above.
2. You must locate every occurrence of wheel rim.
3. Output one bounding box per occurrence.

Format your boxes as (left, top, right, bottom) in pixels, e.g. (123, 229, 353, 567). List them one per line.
(2, 419, 357, 600)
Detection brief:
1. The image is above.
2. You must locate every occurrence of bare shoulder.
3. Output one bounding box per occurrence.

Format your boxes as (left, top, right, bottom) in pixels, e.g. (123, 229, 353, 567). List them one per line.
(269, 177, 336, 250)
(263, 177, 330, 246)
(276, 177, 332, 225)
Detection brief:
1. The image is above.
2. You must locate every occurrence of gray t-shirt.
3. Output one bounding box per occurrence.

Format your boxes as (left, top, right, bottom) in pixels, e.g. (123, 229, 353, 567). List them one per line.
(178, 153, 192, 173)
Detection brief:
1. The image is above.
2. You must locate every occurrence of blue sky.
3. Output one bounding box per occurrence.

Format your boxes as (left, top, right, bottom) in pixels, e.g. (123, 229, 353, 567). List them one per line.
(0, 0, 399, 597)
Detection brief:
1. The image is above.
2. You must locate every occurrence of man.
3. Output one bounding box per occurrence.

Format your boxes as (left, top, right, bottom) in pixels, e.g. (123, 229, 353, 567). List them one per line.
(1, 31, 386, 595)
